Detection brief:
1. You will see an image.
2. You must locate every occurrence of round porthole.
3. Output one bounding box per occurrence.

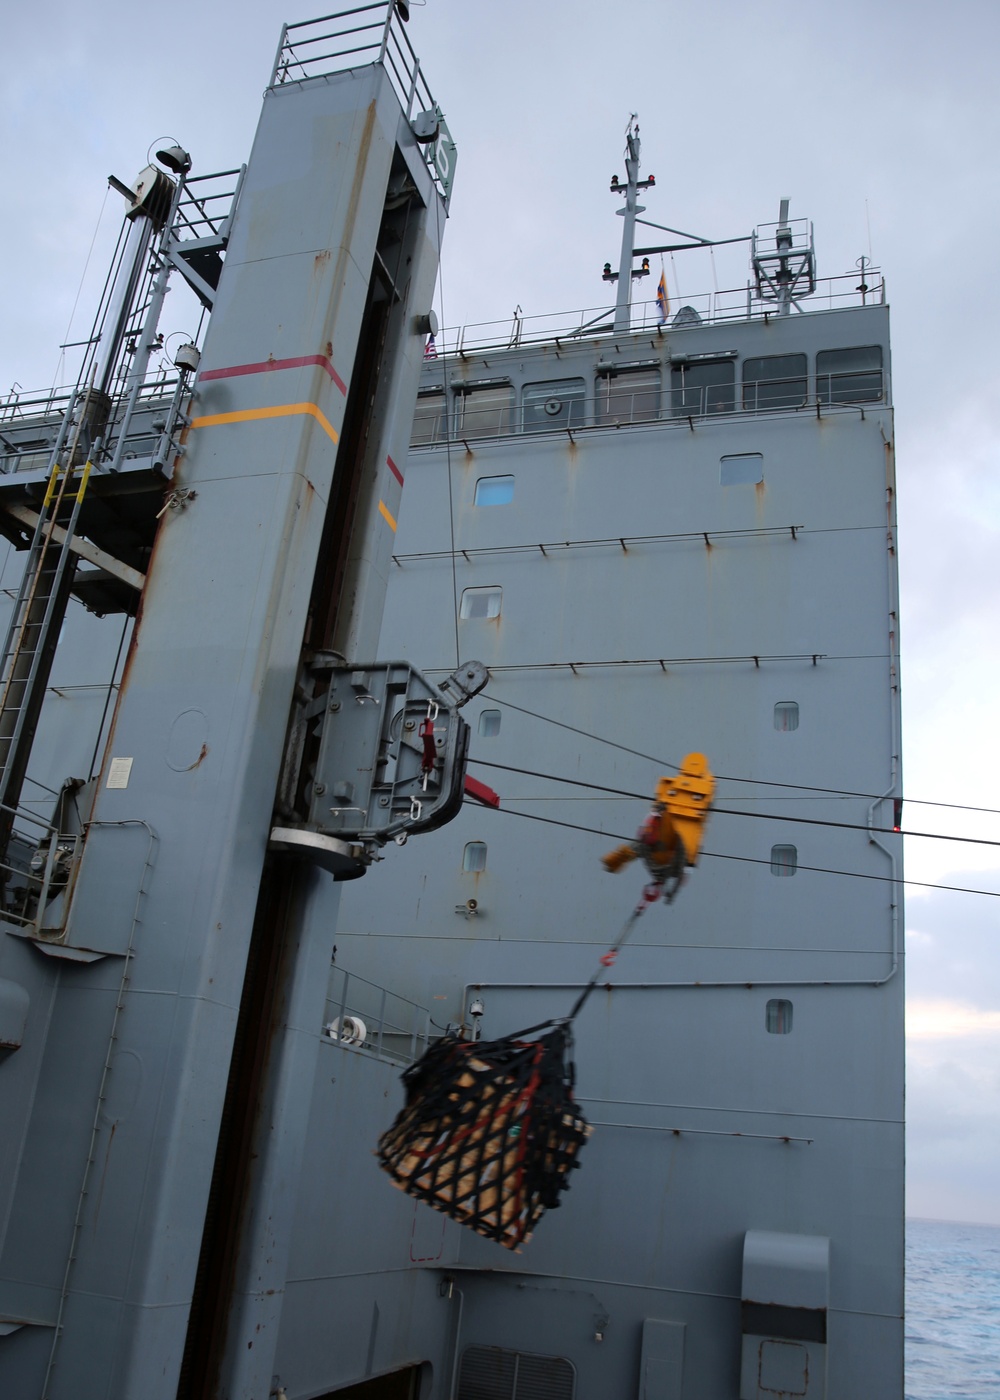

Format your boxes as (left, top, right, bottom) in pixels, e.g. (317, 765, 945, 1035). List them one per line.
(543, 398, 563, 416)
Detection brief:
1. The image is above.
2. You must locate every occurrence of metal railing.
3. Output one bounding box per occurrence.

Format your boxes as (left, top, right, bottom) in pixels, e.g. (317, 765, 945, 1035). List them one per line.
(268, 6, 451, 204)
(0, 799, 58, 930)
(0, 380, 181, 475)
(172, 167, 246, 244)
(323, 963, 435, 1065)
(427, 269, 886, 359)
(1, 159, 241, 479)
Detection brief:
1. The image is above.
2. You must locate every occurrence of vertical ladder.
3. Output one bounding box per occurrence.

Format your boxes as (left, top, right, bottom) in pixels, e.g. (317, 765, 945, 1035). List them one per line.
(0, 415, 93, 853)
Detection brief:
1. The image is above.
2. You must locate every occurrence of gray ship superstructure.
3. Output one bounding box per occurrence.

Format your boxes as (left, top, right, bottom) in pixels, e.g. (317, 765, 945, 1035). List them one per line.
(339, 275, 904, 1399)
(0, 7, 902, 1399)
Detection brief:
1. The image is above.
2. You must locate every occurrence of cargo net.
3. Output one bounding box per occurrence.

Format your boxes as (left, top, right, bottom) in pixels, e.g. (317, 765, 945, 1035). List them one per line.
(377, 1021, 589, 1250)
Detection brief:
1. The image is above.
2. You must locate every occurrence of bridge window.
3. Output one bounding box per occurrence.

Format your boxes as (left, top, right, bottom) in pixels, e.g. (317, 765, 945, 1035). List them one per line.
(410, 389, 447, 445)
(742, 353, 807, 410)
(816, 345, 883, 404)
(457, 383, 514, 438)
(670, 358, 735, 416)
(522, 378, 586, 432)
(595, 367, 660, 424)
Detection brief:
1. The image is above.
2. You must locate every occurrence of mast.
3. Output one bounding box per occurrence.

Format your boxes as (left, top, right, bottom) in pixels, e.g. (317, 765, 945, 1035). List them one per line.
(613, 119, 643, 332)
(604, 117, 654, 333)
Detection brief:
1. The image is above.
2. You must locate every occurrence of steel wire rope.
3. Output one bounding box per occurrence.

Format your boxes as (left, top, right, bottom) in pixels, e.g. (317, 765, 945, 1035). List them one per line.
(466, 757, 1000, 852)
(478, 691, 1000, 818)
(431, 187, 461, 669)
(88, 613, 131, 782)
(77, 213, 131, 393)
(473, 804, 1000, 901)
(52, 184, 112, 387)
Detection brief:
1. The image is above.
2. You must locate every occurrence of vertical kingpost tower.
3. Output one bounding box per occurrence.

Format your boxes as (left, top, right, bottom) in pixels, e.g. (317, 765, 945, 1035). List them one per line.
(0, 8, 469, 1398)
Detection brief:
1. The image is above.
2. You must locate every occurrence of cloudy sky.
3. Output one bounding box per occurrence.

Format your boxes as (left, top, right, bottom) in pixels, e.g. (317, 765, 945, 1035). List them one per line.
(2, 0, 998, 1225)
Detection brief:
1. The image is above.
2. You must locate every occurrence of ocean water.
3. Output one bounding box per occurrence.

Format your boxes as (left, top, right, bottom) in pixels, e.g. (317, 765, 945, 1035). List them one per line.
(906, 1217, 1000, 1399)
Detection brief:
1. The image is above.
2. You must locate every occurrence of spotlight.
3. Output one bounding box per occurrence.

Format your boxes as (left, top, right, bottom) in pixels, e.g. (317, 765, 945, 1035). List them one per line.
(155, 145, 192, 176)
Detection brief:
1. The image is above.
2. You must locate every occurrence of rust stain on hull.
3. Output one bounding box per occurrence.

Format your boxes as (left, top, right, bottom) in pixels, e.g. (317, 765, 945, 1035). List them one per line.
(184, 744, 209, 772)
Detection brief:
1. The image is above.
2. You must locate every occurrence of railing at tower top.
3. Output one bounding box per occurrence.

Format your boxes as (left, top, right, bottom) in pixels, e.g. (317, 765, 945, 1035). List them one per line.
(268, 5, 452, 205)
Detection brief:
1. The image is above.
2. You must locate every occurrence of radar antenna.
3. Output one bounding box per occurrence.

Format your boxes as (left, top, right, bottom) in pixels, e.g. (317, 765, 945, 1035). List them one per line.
(751, 198, 816, 314)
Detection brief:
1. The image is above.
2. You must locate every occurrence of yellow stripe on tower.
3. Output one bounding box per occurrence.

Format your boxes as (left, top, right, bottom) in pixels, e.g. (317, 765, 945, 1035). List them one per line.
(191, 401, 339, 444)
(378, 500, 397, 533)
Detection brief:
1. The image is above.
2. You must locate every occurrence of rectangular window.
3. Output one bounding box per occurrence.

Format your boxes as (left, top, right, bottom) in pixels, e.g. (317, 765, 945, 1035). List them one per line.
(460, 586, 502, 620)
(456, 383, 514, 438)
(522, 378, 587, 432)
(463, 841, 487, 872)
(774, 701, 799, 731)
(742, 354, 807, 411)
(770, 844, 798, 876)
(474, 475, 514, 506)
(670, 359, 735, 417)
(766, 998, 793, 1034)
(478, 709, 501, 737)
(721, 453, 763, 486)
(816, 345, 883, 404)
(595, 368, 660, 425)
(410, 390, 447, 446)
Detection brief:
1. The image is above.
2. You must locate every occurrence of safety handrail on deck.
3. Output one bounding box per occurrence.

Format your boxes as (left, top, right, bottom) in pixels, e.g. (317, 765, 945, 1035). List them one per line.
(324, 963, 435, 1065)
(426, 269, 885, 359)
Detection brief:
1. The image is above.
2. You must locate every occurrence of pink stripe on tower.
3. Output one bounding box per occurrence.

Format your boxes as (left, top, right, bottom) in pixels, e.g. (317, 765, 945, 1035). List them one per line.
(200, 354, 347, 395)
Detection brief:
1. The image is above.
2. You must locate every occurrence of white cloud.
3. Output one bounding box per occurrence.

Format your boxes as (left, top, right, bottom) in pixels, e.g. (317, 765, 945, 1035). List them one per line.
(907, 1008, 1000, 1225)
(908, 998, 1000, 1039)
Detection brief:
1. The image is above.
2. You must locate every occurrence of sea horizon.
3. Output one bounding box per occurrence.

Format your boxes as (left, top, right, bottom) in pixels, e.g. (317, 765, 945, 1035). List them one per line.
(907, 1214, 1000, 1229)
(905, 1216, 1000, 1399)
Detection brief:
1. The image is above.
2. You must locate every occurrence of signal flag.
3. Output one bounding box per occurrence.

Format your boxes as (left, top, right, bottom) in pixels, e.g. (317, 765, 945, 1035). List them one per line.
(656, 270, 669, 324)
